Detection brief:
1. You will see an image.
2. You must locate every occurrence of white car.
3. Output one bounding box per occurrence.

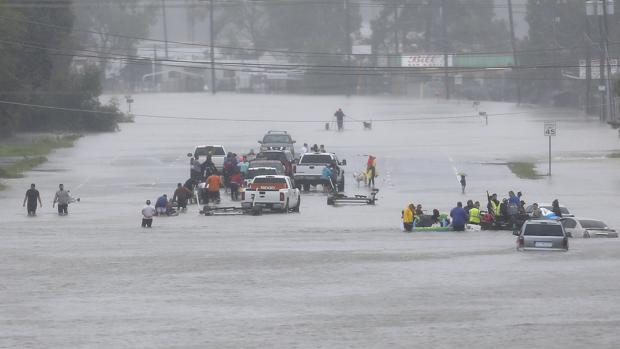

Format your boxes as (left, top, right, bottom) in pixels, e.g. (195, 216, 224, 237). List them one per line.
(193, 145, 226, 171)
(242, 175, 300, 212)
(560, 217, 618, 238)
(526, 203, 573, 217)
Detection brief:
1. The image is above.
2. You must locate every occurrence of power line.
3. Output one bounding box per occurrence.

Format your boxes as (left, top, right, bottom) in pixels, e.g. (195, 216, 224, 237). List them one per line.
(0, 98, 570, 124)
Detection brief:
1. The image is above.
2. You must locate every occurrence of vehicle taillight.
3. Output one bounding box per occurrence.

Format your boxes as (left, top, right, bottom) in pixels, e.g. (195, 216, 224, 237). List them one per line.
(241, 191, 245, 200)
(280, 192, 285, 201)
(563, 237, 569, 249)
(518, 236, 524, 248)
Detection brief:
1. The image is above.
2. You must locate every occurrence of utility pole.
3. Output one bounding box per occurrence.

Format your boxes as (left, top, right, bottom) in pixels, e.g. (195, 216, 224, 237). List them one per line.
(345, 0, 352, 96)
(597, 2, 607, 121)
(153, 44, 157, 88)
(161, 0, 169, 59)
(507, 0, 521, 104)
(440, 0, 450, 100)
(209, 0, 216, 95)
(602, 0, 615, 122)
(585, 15, 593, 115)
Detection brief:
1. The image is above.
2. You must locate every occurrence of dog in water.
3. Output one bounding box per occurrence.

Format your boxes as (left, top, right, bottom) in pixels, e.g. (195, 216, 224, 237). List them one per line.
(363, 121, 372, 130)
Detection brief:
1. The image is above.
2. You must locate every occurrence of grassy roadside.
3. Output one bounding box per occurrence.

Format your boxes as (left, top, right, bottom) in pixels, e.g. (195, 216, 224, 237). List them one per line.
(609, 152, 620, 158)
(507, 161, 542, 180)
(0, 134, 81, 186)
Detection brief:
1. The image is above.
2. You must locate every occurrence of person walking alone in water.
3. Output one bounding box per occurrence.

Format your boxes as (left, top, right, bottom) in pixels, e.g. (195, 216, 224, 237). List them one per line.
(141, 200, 155, 228)
(23, 183, 42, 216)
(334, 108, 345, 132)
(459, 174, 466, 194)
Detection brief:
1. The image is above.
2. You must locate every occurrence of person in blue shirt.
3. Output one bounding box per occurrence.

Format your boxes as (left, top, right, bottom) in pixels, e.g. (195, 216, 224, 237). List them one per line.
(321, 164, 334, 192)
(155, 194, 168, 216)
(450, 202, 468, 231)
(238, 157, 250, 178)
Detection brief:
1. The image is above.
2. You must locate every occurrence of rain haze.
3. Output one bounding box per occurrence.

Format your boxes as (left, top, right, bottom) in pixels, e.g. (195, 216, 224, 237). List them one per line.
(1, 1, 620, 348)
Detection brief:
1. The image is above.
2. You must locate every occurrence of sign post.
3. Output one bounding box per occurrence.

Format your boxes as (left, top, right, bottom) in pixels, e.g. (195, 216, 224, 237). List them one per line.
(544, 122, 557, 176)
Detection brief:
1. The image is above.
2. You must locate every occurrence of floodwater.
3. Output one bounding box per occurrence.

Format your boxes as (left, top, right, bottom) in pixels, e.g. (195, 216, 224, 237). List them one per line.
(1, 94, 620, 348)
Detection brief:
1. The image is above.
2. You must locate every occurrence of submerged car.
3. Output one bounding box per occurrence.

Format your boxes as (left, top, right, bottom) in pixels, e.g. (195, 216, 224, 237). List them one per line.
(515, 220, 569, 251)
(525, 203, 573, 217)
(560, 217, 618, 238)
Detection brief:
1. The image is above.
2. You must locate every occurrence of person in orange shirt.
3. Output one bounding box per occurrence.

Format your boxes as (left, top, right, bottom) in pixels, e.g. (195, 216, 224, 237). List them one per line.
(206, 173, 222, 204)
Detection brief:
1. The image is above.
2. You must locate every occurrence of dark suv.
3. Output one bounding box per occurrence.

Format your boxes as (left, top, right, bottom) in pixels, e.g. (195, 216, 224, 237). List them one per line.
(259, 131, 296, 158)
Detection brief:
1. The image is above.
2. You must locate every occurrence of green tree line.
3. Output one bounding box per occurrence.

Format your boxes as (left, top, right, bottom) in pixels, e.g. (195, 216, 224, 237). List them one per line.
(0, 0, 147, 137)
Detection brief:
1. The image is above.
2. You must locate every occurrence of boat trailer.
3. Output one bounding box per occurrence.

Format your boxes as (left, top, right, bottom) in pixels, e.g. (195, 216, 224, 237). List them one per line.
(200, 205, 263, 216)
(327, 189, 379, 206)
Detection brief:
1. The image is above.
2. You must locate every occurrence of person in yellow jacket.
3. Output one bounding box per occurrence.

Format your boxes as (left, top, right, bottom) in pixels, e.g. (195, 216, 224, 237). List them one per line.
(402, 203, 415, 232)
(487, 193, 501, 217)
(469, 201, 481, 224)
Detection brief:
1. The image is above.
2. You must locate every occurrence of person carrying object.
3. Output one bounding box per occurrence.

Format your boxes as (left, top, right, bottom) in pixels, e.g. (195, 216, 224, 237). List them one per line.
(53, 183, 72, 216)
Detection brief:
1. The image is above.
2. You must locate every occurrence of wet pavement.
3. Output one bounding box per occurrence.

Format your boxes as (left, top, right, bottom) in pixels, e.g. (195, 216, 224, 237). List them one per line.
(1, 94, 620, 348)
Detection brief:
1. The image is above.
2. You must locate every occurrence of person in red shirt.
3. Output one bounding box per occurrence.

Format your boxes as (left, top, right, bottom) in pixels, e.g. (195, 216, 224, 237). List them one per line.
(229, 170, 242, 201)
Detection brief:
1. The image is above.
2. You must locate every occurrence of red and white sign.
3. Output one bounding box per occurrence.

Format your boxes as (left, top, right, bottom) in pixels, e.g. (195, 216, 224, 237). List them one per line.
(401, 55, 449, 68)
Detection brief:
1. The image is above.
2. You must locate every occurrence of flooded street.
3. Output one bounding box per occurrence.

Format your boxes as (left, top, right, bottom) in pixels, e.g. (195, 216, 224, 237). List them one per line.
(2, 94, 620, 348)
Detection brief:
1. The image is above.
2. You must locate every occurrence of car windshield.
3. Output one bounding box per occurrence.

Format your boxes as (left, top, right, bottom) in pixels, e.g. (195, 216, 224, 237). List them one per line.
(256, 152, 287, 161)
(195, 146, 225, 156)
(300, 154, 333, 164)
(524, 224, 564, 236)
(579, 220, 608, 229)
(247, 168, 278, 178)
(263, 135, 291, 143)
(253, 177, 287, 184)
(541, 206, 570, 214)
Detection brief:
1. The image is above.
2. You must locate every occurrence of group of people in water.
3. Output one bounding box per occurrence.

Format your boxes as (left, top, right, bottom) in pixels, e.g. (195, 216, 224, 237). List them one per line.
(402, 190, 565, 232)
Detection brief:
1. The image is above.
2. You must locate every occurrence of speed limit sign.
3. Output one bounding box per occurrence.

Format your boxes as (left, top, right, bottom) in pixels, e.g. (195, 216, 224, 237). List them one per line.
(544, 122, 557, 137)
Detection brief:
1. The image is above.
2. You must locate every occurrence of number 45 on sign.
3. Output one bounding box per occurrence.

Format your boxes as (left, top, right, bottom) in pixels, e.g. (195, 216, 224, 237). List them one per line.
(544, 122, 557, 137)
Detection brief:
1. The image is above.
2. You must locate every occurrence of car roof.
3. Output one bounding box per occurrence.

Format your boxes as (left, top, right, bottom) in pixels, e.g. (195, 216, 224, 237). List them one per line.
(195, 145, 224, 148)
(261, 150, 291, 153)
(525, 220, 562, 226)
(248, 167, 278, 170)
(266, 130, 288, 134)
(566, 217, 607, 223)
(536, 203, 568, 208)
(254, 175, 288, 179)
(301, 152, 334, 156)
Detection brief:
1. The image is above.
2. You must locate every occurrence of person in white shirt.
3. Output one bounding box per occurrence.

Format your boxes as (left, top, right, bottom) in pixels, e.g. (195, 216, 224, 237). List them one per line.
(301, 143, 308, 155)
(141, 200, 156, 228)
(53, 184, 72, 216)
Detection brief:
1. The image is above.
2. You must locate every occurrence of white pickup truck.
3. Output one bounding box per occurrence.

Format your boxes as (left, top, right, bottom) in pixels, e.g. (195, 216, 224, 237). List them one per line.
(193, 145, 226, 172)
(294, 152, 346, 192)
(241, 175, 300, 213)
